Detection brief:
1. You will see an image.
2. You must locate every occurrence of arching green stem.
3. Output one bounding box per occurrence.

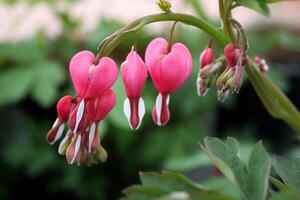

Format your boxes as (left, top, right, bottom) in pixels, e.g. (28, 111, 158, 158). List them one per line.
(95, 13, 229, 59)
(94, 12, 300, 137)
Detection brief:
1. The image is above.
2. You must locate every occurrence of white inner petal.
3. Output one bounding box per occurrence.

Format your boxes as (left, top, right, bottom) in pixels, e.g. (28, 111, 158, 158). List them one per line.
(52, 118, 59, 128)
(136, 98, 146, 129)
(155, 93, 163, 126)
(123, 98, 132, 129)
(73, 99, 85, 134)
(50, 123, 65, 145)
(88, 123, 96, 153)
(71, 134, 81, 164)
(196, 75, 201, 96)
(58, 132, 70, 155)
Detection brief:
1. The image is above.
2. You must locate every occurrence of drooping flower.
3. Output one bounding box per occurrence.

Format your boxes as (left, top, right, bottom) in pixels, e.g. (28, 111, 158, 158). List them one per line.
(68, 51, 118, 134)
(46, 95, 74, 145)
(46, 50, 118, 166)
(255, 56, 269, 72)
(216, 43, 248, 101)
(86, 89, 116, 153)
(145, 38, 192, 126)
(197, 47, 214, 96)
(121, 47, 148, 129)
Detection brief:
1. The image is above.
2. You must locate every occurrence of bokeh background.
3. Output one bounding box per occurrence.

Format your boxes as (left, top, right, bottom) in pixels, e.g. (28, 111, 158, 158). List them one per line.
(0, 0, 300, 199)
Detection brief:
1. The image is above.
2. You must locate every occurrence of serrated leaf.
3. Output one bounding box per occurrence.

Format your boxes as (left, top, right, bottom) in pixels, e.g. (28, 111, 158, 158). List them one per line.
(234, 0, 270, 16)
(273, 156, 300, 193)
(203, 137, 248, 198)
(248, 142, 271, 200)
(0, 66, 34, 106)
(202, 137, 273, 200)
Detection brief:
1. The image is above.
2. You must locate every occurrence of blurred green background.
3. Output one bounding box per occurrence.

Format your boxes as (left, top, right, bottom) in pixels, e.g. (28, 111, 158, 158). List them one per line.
(0, 0, 300, 199)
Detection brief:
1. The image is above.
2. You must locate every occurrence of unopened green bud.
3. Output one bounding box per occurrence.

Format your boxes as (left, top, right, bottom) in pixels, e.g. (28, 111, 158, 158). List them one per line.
(156, 0, 172, 13)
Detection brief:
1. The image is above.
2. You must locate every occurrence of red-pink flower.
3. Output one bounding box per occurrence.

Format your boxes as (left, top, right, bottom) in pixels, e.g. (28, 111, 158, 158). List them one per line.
(69, 51, 118, 134)
(255, 56, 269, 72)
(200, 47, 214, 69)
(86, 89, 116, 153)
(46, 96, 74, 145)
(121, 47, 148, 129)
(197, 47, 215, 96)
(145, 38, 192, 126)
(46, 50, 118, 166)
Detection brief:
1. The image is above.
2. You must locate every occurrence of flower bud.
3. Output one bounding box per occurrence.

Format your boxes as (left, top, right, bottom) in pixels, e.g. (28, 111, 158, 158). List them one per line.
(255, 56, 269, 72)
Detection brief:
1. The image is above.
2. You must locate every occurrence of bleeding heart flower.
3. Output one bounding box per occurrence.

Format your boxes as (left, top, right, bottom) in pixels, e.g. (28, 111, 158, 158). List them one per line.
(145, 38, 192, 126)
(46, 96, 74, 145)
(69, 51, 118, 99)
(86, 89, 116, 153)
(68, 50, 118, 135)
(121, 47, 148, 129)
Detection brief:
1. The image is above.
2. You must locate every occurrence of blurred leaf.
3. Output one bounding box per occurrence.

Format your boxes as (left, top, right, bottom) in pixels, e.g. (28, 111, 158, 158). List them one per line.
(234, 0, 270, 16)
(123, 171, 237, 200)
(269, 176, 289, 191)
(202, 177, 240, 199)
(0, 66, 34, 106)
(273, 156, 300, 193)
(30, 61, 65, 107)
(271, 190, 300, 200)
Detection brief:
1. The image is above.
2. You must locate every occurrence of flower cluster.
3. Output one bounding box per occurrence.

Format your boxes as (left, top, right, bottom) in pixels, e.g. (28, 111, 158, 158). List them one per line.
(46, 32, 269, 165)
(197, 43, 248, 102)
(46, 38, 192, 165)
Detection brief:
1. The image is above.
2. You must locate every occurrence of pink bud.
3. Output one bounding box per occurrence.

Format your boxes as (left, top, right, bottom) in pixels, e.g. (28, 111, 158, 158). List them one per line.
(69, 51, 118, 99)
(121, 48, 147, 129)
(57, 95, 73, 121)
(255, 56, 269, 72)
(200, 48, 214, 69)
(224, 44, 239, 68)
(145, 38, 192, 126)
(46, 95, 74, 145)
(121, 48, 148, 98)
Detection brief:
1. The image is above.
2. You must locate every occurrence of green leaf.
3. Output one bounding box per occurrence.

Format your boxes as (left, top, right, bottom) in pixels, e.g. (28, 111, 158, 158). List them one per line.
(271, 190, 300, 200)
(202, 137, 272, 200)
(247, 142, 271, 200)
(234, 0, 270, 16)
(0, 66, 34, 106)
(273, 156, 300, 193)
(269, 176, 289, 191)
(30, 61, 65, 107)
(123, 171, 237, 200)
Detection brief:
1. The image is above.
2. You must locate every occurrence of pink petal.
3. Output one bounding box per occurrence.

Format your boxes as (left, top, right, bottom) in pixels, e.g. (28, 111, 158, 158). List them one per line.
(56, 95, 73, 121)
(86, 89, 116, 122)
(121, 49, 148, 98)
(85, 57, 118, 99)
(69, 51, 95, 97)
(145, 38, 168, 66)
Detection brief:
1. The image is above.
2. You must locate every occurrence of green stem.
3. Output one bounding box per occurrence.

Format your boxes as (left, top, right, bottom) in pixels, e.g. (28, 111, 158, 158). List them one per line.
(96, 13, 229, 58)
(95, 12, 300, 137)
(246, 60, 300, 138)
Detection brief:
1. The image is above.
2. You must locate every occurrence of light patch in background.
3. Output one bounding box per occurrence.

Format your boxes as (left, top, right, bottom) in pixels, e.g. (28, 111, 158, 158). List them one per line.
(0, 0, 299, 43)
